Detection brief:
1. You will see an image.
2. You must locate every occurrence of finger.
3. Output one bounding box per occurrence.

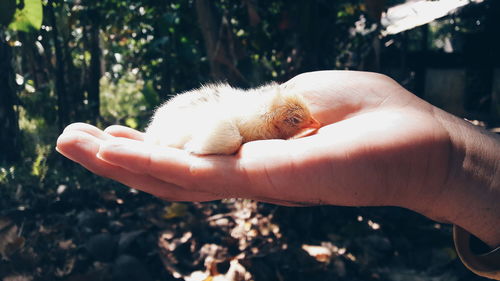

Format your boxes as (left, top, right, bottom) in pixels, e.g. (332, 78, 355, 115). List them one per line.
(56, 131, 219, 202)
(97, 130, 343, 203)
(280, 71, 363, 123)
(62, 122, 112, 141)
(96, 135, 329, 201)
(97, 137, 254, 198)
(104, 125, 145, 141)
(281, 71, 413, 124)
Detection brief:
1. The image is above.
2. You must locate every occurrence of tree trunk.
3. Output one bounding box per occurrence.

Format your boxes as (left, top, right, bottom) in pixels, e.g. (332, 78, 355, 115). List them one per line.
(195, 0, 223, 79)
(63, 23, 84, 123)
(195, 0, 247, 86)
(0, 35, 20, 164)
(364, 0, 385, 21)
(48, 0, 70, 131)
(88, 6, 101, 123)
(153, 2, 171, 101)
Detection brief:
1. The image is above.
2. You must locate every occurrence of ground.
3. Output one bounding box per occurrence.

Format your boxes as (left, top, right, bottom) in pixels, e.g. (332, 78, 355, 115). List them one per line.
(0, 159, 490, 281)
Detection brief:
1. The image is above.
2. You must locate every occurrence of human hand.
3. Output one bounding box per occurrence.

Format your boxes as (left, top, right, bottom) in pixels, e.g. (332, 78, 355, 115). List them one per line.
(55, 70, 451, 207)
(57, 71, 500, 246)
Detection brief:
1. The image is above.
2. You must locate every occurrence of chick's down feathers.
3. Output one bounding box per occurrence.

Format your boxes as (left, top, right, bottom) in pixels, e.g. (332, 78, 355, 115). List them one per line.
(145, 83, 320, 155)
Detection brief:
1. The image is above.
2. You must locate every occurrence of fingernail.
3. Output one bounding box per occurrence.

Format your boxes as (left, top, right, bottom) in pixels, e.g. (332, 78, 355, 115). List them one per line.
(96, 141, 121, 159)
(96, 140, 120, 160)
(96, 150, 105, 160)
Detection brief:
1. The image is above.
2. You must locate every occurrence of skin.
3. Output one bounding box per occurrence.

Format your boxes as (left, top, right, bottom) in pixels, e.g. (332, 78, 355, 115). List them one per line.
(56, 71, 500, 248)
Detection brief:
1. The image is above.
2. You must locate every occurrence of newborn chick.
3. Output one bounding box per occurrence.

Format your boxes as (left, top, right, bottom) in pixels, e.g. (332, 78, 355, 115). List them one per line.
(144, 83, 320, 155)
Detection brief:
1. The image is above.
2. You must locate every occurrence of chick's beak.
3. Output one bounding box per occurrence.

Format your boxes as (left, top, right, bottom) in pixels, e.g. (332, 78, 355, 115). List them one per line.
(292, 117, 321, 139)
(305, 117, 321, 129)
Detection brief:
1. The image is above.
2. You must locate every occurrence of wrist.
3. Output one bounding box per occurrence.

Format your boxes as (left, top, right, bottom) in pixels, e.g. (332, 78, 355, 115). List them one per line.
(425, 107, 500, 247)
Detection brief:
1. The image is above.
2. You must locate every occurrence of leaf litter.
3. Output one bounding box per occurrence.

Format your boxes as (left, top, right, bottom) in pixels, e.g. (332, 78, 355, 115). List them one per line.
(0, 172, 490, 281)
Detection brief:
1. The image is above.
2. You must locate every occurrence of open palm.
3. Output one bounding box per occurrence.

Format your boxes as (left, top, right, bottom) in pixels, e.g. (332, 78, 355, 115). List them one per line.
(57, 71, 452, 211)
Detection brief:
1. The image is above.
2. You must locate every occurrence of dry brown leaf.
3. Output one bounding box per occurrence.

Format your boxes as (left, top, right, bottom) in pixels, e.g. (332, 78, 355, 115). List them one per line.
(0, 223, 25, 260)
(58, 239, 76, 250)
(301, 244, 332, 263)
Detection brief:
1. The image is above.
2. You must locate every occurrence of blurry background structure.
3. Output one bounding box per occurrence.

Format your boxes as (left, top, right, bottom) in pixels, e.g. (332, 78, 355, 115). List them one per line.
(0, 0, 498, 280)
(380, 0, 500, 122)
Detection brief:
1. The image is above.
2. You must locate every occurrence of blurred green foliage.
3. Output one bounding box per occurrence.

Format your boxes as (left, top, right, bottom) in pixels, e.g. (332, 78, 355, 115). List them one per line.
(1, 0, 494, 183)
(100, 71, 152, 128)
(8, 0, 43, 32)
(0, 0, 494, 188)
(1, 0, 378, 169)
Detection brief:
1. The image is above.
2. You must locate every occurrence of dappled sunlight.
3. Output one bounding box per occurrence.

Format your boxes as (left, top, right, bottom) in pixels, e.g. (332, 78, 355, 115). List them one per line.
(1, 0, 498, 280)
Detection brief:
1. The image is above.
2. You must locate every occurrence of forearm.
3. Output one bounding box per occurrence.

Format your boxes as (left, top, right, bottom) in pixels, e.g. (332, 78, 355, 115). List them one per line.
(430, 107, 500, 248)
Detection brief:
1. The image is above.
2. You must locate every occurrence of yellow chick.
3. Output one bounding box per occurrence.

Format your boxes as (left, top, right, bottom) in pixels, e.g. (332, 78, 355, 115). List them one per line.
(144, 83, 321, 155)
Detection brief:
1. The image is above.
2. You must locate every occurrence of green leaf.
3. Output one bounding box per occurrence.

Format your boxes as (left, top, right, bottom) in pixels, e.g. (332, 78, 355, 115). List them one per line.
(8, 0, 43, 32)
(162, 203, 188, 219)
(0, 0, 16, 27)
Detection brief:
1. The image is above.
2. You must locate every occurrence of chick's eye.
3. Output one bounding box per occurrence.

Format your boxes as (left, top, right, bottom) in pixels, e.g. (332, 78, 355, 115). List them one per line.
(289, 117, 302, 125)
